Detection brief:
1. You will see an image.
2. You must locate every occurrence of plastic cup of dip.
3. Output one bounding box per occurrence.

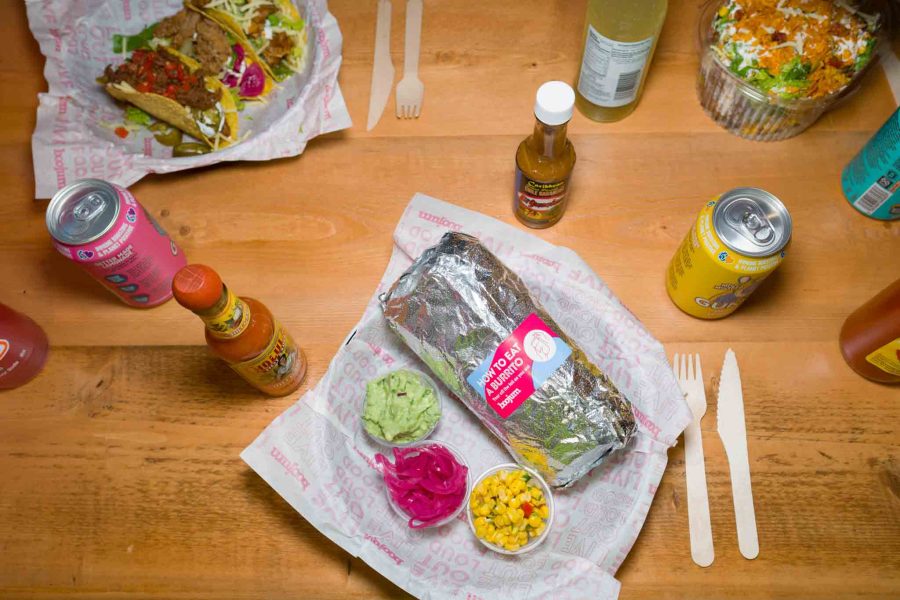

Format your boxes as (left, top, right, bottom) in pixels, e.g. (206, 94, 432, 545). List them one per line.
(381, 441, 471, 529)
(467, 463, 555, 556)
(361, 368, 443, 448)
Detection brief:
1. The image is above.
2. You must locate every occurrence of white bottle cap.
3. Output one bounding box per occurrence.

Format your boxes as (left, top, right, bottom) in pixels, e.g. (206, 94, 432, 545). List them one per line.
(534, 81, 575, 126)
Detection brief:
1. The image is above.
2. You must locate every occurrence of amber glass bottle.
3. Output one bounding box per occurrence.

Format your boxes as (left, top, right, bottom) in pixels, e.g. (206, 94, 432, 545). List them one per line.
(514, 81, 577, 229)
(172, 264, 307, 396)
(839, 278, 900, 384)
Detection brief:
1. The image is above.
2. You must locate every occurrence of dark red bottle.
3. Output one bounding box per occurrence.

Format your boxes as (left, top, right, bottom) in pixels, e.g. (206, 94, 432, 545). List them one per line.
(0, 303, 49, 390)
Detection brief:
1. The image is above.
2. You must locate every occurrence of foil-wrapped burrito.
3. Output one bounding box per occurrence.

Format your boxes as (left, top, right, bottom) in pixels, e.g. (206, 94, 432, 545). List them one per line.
(381, 232, 636, 487)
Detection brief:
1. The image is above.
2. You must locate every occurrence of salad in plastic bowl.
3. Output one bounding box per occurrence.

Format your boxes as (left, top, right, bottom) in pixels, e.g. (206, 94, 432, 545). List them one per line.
(698, 0, 889, 141)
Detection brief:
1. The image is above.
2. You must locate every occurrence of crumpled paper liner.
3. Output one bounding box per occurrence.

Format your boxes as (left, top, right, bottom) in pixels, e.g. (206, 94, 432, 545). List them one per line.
(26, 0, 351, 199)
(241, 194, 692, 599)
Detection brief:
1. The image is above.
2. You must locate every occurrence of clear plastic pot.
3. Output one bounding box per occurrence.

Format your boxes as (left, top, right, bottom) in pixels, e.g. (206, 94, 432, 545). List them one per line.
(381, 441, 471, 529)
(697, 0, 891, 141)
(467, 463, 555, 556)
(361, 368, 443, 448)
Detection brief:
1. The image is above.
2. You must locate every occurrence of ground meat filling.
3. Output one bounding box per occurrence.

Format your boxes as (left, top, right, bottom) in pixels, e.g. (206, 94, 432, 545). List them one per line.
(154, 9, 201, 49)
(105, 49, 221, 111)
(194, 18, 232, 73)
(262, 31, 294, 66)
(154, 9, 232, 74)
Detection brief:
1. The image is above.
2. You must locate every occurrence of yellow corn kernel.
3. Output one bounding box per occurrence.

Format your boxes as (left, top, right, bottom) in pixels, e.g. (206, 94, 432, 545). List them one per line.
(535, 523, 546, 537)
(498, 470, 508, 482)
(527, 515, 543, 528)
(520, 492, 531, 502)
(494, 514, 509, 527)
(529, 486, 542, 498)
(508, 508, 523, 524)
(718, 6, 728, 16)
(539, 505, 549, 519)
(508, 497, 521, 509)
(505, 543, 520, 552)
(487, 523, 496, 536)
(474, 516, 487, 527)
(517, 531, 528, 544)
(475, 526, 487, 538)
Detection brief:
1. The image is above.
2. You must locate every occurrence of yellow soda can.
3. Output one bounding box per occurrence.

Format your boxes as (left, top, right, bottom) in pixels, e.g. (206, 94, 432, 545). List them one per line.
(666, 188, 792, 319)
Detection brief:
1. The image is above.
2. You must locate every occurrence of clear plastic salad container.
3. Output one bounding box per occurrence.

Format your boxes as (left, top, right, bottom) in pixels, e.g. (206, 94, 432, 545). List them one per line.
(361, 368, 443, 448)
(467, 463, 555, 556)
(381, 441, 471, 529)
(697, 0, 890, 141)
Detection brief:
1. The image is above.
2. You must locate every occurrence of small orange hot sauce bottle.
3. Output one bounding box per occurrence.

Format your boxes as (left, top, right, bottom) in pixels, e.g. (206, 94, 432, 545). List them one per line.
(172, 264, 307, 396)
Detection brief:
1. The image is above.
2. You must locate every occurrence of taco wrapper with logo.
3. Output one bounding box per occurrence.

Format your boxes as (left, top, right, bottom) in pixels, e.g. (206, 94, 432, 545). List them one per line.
(26, 0, 350, 199)
(241, 194, 692, 599)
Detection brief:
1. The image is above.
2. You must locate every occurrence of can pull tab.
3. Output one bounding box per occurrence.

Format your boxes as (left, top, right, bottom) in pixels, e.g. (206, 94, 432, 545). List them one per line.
(724, 199, 774, 246)
(73, 193, 106, 223)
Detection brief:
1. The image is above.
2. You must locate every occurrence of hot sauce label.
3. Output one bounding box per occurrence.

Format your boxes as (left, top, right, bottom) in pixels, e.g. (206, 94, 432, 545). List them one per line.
(864, 337, 900, 376)
(231, 322, 304, 394)
(201, 286, 250, 339)
(514, 168, 570, 224)
(467, 313, 572, 419)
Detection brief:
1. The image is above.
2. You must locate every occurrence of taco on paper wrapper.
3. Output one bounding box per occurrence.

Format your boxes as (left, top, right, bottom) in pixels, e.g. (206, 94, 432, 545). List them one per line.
(113, 6, 273, 100)
(187, 0, 308, 83)
(104, 47, 239, 149)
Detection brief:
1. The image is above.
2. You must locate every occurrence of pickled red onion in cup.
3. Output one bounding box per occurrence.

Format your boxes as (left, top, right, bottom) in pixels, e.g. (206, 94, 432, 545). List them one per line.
(375, 442, 469, 529)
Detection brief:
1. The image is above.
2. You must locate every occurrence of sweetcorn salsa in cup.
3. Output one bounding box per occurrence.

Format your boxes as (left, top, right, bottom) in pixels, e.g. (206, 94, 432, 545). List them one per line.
(711, 0, 879, 100)
(468, 465, 553, 554)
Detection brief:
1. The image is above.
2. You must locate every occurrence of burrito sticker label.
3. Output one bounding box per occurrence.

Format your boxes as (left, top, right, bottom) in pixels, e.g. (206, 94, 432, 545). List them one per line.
(467, 313, 572, 419)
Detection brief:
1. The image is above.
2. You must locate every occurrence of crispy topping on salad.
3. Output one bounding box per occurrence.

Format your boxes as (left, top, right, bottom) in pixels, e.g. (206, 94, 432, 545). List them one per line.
(104, 48, 221, 110)
(712, 0, 879, 99)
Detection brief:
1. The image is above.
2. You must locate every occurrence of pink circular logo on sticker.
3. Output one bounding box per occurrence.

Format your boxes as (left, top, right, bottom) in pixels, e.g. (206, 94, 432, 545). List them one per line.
(524, 330, 556, 363)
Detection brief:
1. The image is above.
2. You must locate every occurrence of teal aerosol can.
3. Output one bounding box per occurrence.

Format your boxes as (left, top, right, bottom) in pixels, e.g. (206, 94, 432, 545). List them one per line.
(841, 107, 900, 221)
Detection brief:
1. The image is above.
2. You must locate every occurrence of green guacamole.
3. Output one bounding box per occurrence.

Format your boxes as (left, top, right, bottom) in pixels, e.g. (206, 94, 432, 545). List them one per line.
(362, 370, 441, 444)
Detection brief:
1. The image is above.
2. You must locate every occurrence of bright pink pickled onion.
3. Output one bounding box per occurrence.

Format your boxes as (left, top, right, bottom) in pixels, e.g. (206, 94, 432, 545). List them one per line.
(375, 444, 468, 529)
(239, 62, 265, 97)
(222, 45, 245, 87)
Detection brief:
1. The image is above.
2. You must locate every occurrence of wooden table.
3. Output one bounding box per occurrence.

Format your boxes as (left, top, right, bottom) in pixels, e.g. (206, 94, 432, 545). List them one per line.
(2, 1, 898, 598)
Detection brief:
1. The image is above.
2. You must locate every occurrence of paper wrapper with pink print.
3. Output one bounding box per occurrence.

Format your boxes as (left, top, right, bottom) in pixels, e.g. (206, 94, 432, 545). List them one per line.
(26, 0, 351, 199)
(241, 194, 692, 599)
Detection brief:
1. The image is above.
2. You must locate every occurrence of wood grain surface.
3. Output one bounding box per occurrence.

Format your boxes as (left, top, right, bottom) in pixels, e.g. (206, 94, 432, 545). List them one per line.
(1, 1, 898, 599)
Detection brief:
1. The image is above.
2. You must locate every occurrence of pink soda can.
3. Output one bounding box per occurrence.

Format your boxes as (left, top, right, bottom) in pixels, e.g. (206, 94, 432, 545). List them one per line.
(46, 179, 187, 307)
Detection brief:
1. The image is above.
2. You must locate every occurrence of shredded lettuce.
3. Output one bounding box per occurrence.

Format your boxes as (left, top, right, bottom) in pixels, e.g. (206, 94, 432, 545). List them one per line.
(267, 14, 305, 32)
(228, 88, 246, 111)
(272, 61, 294, 80)
(124, 106, 154, 126)
(112, 23, 156, 53)
(855, 38, 876, 72)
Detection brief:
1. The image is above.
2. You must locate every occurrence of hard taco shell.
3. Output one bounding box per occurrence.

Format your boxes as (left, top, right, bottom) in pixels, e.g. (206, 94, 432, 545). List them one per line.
(187, 0, 302, 83)
(105, 49, 239, 149)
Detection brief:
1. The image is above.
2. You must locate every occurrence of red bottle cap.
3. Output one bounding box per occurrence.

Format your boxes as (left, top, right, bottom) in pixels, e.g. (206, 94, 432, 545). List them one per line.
(172, 264, 225, 311)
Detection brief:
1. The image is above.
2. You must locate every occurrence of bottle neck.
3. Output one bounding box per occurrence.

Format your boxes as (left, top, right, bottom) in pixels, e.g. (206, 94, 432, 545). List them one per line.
(530, 119, 568, 158)
(195, 285, 251, 339)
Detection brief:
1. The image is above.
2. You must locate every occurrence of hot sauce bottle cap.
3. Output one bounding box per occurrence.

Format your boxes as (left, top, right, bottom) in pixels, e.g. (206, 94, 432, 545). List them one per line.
(534, 81, 575, 126)
(172, 264, 225, 312)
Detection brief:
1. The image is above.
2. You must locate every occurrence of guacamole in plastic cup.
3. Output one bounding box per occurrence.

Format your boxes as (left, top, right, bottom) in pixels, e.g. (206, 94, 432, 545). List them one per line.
(362, 369, 442, 446)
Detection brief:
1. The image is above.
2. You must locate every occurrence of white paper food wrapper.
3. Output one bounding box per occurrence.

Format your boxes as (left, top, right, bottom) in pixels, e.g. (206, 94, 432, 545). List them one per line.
(26, 0, 351, 199)
(242, 194, 692, 600)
